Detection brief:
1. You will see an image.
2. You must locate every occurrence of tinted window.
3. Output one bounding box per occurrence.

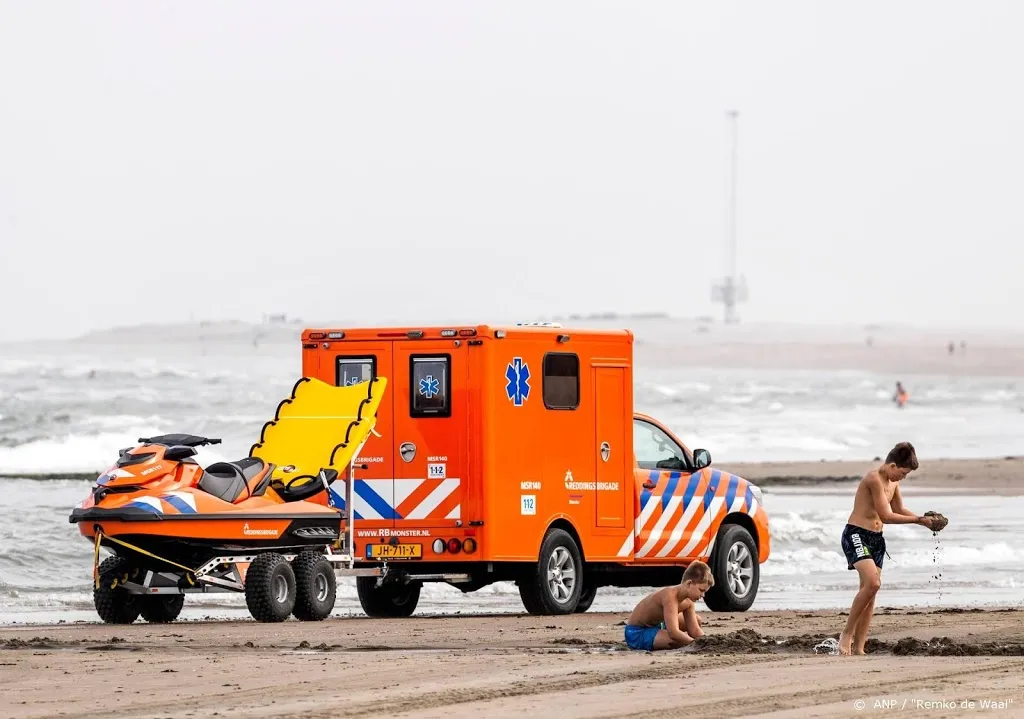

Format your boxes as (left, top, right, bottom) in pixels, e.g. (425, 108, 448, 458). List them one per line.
(543, 353, 579, 410)
(633, 419, 692, 471)
(411, 355, 450, 417)
(336, 356, 376, 387)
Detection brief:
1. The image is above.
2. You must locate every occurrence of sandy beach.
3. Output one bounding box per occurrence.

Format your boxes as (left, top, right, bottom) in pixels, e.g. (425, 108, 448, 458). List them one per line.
(2, 608, 1022, 719)
(728, 456, 1024, 496)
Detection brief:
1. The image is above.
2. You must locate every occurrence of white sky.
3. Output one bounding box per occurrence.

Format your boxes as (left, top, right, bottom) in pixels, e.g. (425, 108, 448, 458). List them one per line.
(1, 1, 1022, 341)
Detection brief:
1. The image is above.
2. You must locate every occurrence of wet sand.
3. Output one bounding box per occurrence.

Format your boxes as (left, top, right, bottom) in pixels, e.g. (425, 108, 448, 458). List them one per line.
(2, 609, 1022, 718)
(727, 456, 1024, 496)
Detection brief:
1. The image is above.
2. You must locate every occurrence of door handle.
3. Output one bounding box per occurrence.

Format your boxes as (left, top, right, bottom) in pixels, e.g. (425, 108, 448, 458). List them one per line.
(643, 480, 656, 490)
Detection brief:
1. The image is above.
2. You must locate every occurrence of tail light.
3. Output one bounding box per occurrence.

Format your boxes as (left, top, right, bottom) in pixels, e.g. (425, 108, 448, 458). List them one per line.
(446, 538, 462, 554)
(432, 539, 445, 554)
(462, 537, 477, 554)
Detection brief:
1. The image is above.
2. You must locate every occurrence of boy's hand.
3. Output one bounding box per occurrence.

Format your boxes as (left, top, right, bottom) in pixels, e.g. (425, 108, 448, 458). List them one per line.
(922, 511, 949, 532)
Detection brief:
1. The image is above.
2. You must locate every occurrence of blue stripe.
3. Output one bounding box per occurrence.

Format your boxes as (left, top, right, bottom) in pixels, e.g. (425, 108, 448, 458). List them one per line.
(725, 474, 739, 510)
(745, 486, 754, 510)
(682, 472, 700, 509)
(354, 480, 399, 520)
(703, 469, 721, 511)
(661, 472, 682, 511)
(161, 496, 196, 514)
(640, 488, 652, 509)
(329, 488, 364, 521)
(126, 501, 161, 514)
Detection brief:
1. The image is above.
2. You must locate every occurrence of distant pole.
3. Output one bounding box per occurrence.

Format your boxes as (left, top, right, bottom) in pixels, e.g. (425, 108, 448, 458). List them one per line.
(727, 109, 738, 290)
(712, 109, 745, 324)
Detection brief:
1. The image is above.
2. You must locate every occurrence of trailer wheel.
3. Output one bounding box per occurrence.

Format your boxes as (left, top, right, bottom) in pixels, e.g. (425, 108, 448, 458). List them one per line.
(518, 528, 582, 615)
(140, 595, 185, 623)
(245, 552, 297, 622)
(94, 556, 142, 624)
(356, 577, 420, 618)
(702, 523, 759, 612)
(574, 584, 597, 613)
(292, 550, 336, 621)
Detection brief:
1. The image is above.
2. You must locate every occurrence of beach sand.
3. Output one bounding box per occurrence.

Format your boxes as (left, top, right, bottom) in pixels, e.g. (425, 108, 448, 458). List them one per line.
(727, 456, 1024, 496)
(2, 609, 1023, 719)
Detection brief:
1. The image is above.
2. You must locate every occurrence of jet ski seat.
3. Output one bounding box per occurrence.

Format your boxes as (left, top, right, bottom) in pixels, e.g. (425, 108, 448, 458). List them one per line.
(199, 458, 268, 503)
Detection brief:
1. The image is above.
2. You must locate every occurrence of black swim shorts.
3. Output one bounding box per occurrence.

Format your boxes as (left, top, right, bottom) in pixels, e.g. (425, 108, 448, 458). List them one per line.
(841, 523, 885, 570)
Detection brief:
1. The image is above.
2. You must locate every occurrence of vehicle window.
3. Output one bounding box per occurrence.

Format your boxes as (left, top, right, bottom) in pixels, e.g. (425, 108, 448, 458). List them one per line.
(543, 353, 579, 410)
(410, 355, 451, 418)
(633, 419, 692, 471)
(336, 356, 376, 387)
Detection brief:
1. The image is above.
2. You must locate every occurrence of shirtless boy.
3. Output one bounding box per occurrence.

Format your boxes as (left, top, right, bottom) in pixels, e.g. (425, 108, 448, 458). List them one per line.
(838, 442, 947, 655)
(624, 560, 713, 651)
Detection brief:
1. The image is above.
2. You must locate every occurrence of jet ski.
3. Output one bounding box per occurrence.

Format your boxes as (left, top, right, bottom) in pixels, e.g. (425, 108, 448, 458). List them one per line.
(69, 375, 389, 625)
(69, 433, 347, 624)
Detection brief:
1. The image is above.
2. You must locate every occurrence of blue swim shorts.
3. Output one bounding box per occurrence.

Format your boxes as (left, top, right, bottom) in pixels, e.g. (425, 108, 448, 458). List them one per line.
(624, 622, 665, 651)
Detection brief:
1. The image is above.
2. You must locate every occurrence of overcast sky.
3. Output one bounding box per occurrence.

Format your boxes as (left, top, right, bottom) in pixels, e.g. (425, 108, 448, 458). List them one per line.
(1, 1, 1022, 341)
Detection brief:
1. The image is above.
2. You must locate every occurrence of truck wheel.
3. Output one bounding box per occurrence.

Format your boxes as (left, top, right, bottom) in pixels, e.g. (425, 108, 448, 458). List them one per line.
(140, 595, 185, 623)
(245, 552, 297, 622)
(702, 523, 759, 612)
(356, 577, 420, 618)
(574, 584, 597, 613)
(292, 550, 336, 621)
(518, 528, 583, 615)
(94, 556, 142, 624)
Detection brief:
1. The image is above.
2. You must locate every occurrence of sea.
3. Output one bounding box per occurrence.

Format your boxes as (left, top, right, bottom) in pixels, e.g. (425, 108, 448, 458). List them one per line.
(1, 323, 1023, 623)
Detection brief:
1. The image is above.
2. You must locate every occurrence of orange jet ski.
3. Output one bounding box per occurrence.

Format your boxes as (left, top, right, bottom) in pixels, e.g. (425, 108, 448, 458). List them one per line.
(69, 375, 389, 626)
(69, 433, 346, 624)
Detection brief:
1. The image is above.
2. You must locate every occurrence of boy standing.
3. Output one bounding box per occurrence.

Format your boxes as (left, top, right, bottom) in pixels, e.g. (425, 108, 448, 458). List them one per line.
(838, 442, 947, 655)
(624, 560, 713, 651)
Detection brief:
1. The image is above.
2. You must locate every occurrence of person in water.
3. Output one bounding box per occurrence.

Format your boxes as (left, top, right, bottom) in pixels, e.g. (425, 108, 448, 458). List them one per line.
(837, 442, 945, 655)
(893, 381, 908, 408)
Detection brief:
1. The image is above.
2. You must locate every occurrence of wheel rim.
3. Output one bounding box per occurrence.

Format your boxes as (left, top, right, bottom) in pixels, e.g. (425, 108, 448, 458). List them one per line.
(315, 572, 329, 602)
(273, 574, 289, 604)
(726, 541, 754, 598)
(546, 546, 576, 603)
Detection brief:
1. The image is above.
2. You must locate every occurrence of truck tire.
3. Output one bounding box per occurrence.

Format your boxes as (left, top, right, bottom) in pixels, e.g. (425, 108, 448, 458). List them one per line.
(356, 576, 420, 618)
(94, 555, 142, 624)
(292, 550, 336, 621)
(245, 552, 297, 622)
(518, 528, 583, 615)
(574, 584, 597, 613)
(140, 595, 185, 623)
(702, 523, 759, 612)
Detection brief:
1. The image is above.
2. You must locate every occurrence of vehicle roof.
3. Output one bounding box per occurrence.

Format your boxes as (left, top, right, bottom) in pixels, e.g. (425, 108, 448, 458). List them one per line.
(301, 324, 634, 342)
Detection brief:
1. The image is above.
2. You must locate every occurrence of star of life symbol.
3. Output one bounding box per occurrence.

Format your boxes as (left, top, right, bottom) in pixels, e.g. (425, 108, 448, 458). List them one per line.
(345, 376, 364, 387)
(419, 375, 440, 399)
(505, 357, 530, 406)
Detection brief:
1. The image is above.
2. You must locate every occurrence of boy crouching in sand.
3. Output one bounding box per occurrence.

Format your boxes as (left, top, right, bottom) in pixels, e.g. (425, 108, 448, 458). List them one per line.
(624, 560, 713, 651)
(838, 442, 947, 656)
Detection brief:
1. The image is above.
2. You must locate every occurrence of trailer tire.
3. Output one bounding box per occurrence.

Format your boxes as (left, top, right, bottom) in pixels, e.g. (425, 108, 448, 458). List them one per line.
(292, 551, 336, 621)
(518, 528, 582, 615)
(702, 523, 759, 612)
(140, 595, 185, 623)
(245, 552, 297, 623)
(574, 584, 597, 613)
(94, 556, 142, 624)
(356, 577, 420, 618)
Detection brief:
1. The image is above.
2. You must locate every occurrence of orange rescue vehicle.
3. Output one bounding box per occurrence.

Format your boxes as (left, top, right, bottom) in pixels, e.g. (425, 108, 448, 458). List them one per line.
(301, 322, 771, 617)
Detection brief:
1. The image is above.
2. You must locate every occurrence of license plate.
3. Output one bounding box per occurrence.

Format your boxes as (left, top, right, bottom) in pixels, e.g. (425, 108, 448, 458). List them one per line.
(365, 543, 422, 560)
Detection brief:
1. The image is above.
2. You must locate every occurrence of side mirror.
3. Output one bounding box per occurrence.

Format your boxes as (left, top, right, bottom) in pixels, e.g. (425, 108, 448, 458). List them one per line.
(693, 448, 712, 469)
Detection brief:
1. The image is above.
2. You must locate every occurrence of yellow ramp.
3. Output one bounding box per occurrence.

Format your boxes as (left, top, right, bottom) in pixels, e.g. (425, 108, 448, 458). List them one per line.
(250, 376, 387, 477)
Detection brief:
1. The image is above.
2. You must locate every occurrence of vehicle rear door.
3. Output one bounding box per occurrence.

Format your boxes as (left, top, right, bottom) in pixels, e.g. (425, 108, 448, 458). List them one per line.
(326, 343, 395, 534)
(390, 341, 467, 531)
